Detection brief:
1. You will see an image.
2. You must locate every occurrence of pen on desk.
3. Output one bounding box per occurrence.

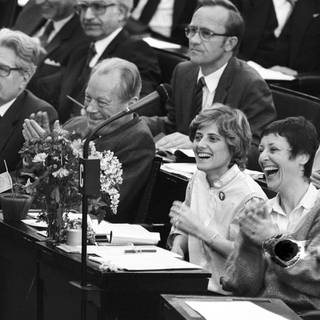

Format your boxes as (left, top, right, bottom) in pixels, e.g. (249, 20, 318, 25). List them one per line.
(124, 249, 157, 254)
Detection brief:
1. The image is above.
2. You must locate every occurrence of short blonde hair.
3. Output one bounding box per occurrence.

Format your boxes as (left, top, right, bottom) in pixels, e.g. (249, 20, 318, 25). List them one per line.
(0, 28, 40, 79)
(189, 104, 252, 170)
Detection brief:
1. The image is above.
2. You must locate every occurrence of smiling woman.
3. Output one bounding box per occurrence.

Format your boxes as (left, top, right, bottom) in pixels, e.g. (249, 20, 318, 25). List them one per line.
(167, 104, 267, 293)
(221, 117, 320, 316)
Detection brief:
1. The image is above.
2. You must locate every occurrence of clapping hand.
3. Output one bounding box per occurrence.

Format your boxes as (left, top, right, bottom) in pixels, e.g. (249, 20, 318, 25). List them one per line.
(156, 132, 192, 150)
(239, 198, 279, 246)
(22, 111, 62, 141)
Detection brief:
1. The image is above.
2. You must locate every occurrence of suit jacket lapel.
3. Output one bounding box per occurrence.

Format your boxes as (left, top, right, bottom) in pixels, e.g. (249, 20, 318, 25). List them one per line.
(43, 15, 79, 63)
(214, 57, 236, 103)
(240, 0, 271, 57)
(183, 63, 198, 124)
(0, 93, 25, 153)
(289, 0, 316, 66)
(99, 29, 130, 60)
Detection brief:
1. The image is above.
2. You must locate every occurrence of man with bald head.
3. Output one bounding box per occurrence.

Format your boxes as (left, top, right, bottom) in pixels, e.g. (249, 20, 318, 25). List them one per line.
(145, 0, 276, 169)
(57, 0, 161, 123)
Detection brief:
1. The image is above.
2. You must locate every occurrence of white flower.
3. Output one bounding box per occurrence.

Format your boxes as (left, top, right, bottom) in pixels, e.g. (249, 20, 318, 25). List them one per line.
(70, 139, 83, 158)
(52, 168, 70, 178)
(32, 152, 47, 164)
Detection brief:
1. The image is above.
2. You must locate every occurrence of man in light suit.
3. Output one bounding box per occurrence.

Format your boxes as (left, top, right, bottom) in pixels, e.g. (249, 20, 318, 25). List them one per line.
(14, 0, 89, 106)
(145, 0, 276, 169)
(0, 28, 57, 173)
(57, 0, 161, 123)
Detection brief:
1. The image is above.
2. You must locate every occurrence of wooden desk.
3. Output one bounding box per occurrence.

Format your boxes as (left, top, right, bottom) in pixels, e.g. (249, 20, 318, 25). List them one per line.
(161, 294, 303, 320)
(0, 219, 210, 320)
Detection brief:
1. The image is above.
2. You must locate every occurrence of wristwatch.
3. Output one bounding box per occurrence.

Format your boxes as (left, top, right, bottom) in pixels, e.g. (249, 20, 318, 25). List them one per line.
(262, 234, 303, 267)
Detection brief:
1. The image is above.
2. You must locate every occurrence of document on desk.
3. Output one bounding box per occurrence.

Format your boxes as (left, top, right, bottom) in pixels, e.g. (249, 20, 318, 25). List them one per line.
(247, 61, 295, 81)
(90, 221, 160, 245)
(143, 36, 182, 50)
(186, 301, 287, 320)
(88, 246, 203, 271)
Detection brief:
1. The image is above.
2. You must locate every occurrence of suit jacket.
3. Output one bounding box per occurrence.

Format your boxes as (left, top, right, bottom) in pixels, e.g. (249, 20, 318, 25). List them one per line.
(0, 0, 17, 28)
(0, 90, 58, 173)
(57, 29, 161, 123)
(64, 115, 155, 223)
(231, 0, 320, 73)
(145, 58, 276, 169)
(128, 0, 197, 46)
(14, 6, 89, 106)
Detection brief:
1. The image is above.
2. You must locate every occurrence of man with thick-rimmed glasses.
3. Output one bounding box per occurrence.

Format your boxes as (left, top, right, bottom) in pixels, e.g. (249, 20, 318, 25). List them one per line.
(57, 0, 161, 123)
(0, 28, 57, 173)
(144, 0, 276, 170)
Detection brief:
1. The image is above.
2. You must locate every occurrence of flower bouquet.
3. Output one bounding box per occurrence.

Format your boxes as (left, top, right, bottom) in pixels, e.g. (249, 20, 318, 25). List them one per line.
(19, 127, 123, 242)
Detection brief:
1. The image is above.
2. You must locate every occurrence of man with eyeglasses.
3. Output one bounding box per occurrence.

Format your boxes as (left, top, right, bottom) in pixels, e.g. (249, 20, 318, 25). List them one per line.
(0, 28, 57, 173)
(145, 0, 276, 170)
(14, 0, 89, 107)
(56, 0, 161, 123)
(23, 57, 155, 223)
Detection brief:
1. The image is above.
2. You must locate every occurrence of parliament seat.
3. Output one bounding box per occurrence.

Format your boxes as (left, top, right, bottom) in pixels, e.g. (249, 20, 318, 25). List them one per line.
(270, 84, 320, 135)
(154, 48, 188, 83)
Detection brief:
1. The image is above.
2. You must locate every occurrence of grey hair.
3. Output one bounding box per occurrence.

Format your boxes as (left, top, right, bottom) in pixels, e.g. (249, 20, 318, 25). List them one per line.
(91, 57, 142, 102)
(0, 28, 40, 79)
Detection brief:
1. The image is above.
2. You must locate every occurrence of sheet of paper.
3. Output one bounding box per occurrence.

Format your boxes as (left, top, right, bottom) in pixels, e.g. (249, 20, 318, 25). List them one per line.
(247, 61, 295, 81)
(161, 163, 197, 179)
(89, 251, 202, 271)
(143, 36, 182, 50)
(90, 221, 160, 245)
(186, 301, 288, 320)
(168, 148, 195, 158)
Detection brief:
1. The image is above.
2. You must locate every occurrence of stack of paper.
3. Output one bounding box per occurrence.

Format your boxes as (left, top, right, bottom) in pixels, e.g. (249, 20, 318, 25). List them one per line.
(90, 221, 161, 245)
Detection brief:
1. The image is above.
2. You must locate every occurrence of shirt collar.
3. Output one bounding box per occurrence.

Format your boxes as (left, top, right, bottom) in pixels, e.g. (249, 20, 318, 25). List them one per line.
(198, 63, 228, 93)
(270, 183, 319, 216)
(94, 27, 123, 57)
(0, 98, 17, 117)
(197, 164, 241, 189)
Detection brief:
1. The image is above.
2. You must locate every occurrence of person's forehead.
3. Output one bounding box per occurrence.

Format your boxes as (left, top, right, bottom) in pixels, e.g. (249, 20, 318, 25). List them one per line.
(192, 6, 229, 29)
(0, 46, 17, 65)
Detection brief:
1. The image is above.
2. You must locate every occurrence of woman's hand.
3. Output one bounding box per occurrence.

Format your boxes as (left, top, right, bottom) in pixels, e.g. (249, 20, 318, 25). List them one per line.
(169, 200, 202, 237)
(239, 199, 279, 246)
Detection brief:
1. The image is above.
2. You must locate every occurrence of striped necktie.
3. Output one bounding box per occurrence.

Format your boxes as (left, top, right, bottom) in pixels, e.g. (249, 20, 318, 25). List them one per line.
(192, 77, 206, 119)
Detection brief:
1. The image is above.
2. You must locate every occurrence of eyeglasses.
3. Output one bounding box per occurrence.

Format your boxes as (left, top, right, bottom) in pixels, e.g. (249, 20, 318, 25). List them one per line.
(74, 2, 116, 16)
(185, 25, 231, 41)
(0, 64, 22, 77)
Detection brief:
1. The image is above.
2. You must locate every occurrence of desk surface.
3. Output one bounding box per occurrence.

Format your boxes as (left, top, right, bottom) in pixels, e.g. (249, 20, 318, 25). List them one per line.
(161, 294, 303, 320)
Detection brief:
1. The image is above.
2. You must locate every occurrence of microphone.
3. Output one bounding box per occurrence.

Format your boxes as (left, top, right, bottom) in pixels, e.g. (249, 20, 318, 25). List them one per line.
(75, 83, 171, 296)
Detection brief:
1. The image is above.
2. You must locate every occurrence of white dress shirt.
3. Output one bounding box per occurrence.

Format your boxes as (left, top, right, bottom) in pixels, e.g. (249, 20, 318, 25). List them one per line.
(198, 63, 228, 110)
(0, 98, 16, 117)
(268, 183, 320, 233)
(272, 0, 295, 37)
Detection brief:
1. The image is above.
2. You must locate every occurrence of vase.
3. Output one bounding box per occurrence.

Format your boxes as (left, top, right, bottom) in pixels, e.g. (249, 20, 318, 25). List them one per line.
(45, 187, 64, 243)
(0, 193, 33, 222)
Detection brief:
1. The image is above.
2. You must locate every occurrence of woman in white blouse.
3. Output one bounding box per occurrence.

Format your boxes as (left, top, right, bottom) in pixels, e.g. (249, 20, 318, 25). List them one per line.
(168, 104, 266, 293)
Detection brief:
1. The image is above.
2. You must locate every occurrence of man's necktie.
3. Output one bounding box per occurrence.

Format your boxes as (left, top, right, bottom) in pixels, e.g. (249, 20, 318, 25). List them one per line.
(192, 77, 206, 119)
(139, 0, 161, 25)
(39, 21, 54, 47)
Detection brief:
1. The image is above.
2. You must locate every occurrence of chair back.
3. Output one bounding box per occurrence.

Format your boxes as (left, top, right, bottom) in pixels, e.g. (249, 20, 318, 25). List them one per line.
(271, 84, 320, 135)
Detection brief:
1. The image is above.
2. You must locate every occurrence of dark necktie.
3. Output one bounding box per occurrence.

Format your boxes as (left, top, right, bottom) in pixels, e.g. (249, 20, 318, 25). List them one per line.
(139, 0, 161, 25)
(192, 77, 206, 119)
(39, 21, 54, 47)
(72, 43, 97, 113)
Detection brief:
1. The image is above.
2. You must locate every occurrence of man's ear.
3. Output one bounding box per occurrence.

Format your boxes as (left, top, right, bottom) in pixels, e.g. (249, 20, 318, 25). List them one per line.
(298, 153, 310, 166)
(128, 96, 139, 106)
(19, 71, 31, 90)
(224, 36, 238, 52)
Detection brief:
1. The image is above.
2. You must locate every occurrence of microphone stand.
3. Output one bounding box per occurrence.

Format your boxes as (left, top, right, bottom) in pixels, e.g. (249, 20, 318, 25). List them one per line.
(77, 83, 171, 320)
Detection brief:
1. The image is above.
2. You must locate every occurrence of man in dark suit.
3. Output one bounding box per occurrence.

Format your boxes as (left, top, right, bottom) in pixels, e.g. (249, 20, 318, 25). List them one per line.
(14, 0, 89, 106)
(57, 0, 161, 123)
(231, 0, 320, 96)
(0, 28, 57, 173)
(145, 0, 276, 169)
(126, 0, 198, 46)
